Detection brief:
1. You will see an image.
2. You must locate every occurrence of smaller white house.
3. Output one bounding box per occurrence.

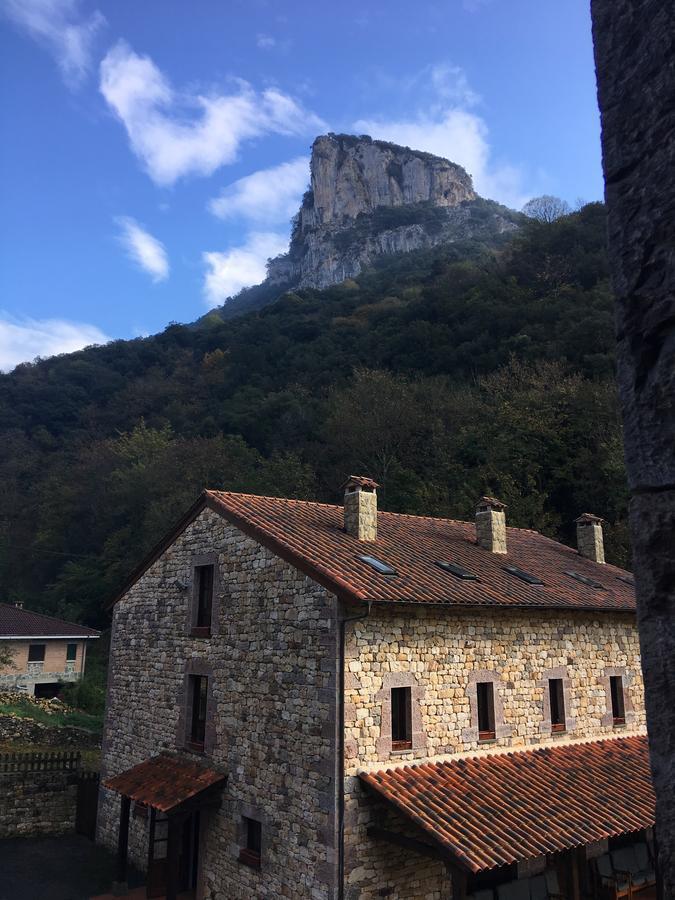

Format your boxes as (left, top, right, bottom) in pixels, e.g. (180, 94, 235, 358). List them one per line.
(0, 602, 100, 698)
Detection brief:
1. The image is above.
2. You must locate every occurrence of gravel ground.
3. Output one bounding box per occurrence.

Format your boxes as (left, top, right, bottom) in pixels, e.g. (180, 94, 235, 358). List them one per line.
(0, 834, 142, 900)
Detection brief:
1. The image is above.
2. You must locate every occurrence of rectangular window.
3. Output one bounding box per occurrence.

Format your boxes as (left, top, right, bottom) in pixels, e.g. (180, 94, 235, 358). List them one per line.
(239, 817, 262, 868)
(193, 565, 214, 634)
(66, 643, 77, 661)
(477, 682, 496, 741)
(28, 644, 45, 663)
(549, 678, 566, 732)
(610, 676, 626, 725)
(391, 687, 412, 750)
(188, 675, 208, 750)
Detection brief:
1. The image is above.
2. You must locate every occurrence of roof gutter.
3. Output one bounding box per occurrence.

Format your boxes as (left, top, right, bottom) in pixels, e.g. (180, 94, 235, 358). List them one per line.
(0, 634, 99, 640)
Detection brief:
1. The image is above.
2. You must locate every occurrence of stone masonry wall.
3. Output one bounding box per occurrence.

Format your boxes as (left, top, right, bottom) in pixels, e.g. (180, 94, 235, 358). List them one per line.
(0, 770, 76, 837)
(97, 507, 339, 900)
(343, 604, 645, 899)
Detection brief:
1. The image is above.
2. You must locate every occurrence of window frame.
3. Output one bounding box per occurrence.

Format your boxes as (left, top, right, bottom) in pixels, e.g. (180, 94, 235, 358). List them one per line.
(177, 658, 215, 756)
(390, 686, 413, 751)
(610, 675, 626, 725)
(66, 643, 77, 662)
(462, 670, 513, 745)
(548, 678, 566, 732)
(239, 816, 262, 869)
(476, 681, 496, 741)
(188, 675, 208, 751)
(539, 667, 575, 737)
(188, 553, 220, 638)
(28, 643, 46, 663)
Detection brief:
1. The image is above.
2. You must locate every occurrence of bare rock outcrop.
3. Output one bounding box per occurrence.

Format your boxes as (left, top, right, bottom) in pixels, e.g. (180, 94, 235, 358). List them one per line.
(267, 134, 519, 291)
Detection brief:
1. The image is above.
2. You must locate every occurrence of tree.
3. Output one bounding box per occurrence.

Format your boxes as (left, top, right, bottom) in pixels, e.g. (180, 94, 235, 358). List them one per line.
(522, 195, 572, 223)
(0, 643, 15, 670)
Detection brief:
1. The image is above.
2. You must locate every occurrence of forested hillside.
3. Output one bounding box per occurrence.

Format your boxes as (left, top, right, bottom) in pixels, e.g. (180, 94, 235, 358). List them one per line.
(0, 203, 628, 627)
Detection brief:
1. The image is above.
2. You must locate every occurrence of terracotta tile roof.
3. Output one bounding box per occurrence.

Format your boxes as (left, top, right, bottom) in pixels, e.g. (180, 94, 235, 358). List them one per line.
(104, 754, 226, 813)
(360, 736, 654, 873)
(203, 492, 635, 612)
(0, 602, 100, 639)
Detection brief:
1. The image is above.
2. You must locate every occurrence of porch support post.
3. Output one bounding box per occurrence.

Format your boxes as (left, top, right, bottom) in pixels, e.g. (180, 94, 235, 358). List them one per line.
(166, 813, 182, 900)
(113, 795, 131, 895)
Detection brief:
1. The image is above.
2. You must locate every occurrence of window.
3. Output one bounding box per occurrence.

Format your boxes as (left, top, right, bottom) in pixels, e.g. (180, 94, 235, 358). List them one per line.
(436, 561, 478, 580)
(28, 644, 45, 663)
(565, 570, 604, 589)
(188, 675, 208, 750)
(391, 687, 412, 750)
(503, 564, 543, 585)
(357, 555, 397, 576)
(610, 676, 626, 725)
(66, 643, 77, 661)
(193, 565, 214, 636)
(477, 682, 496, 741)
(549, 678, 566, 732)
(239, 817, 262, 868)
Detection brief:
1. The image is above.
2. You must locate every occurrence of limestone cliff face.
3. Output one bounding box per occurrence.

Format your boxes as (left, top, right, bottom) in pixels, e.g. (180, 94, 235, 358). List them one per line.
(267, 134, 519, 290)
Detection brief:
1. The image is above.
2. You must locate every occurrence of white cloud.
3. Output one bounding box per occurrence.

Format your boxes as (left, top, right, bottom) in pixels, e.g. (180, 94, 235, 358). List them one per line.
(209, 156, 308, 226)
(115, 216, 169, 282)
(2, 0, 105, 88)
(202, 232, 289, 307)
(0, 313, 109, 371)
(256, 33, 276, 49)
(354, 64, 532, 209)
(99, 41, 326, 186)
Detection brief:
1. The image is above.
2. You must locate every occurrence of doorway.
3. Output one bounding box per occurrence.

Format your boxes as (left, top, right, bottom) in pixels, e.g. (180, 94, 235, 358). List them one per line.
(146, 810, 200, 899)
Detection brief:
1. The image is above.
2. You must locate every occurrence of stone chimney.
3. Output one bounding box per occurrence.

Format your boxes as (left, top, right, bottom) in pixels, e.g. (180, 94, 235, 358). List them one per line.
(475, 496, 508, 554)
(343, 476, 379, 541)
(13, 601, 23, 609)
(575, 513, 606, 564)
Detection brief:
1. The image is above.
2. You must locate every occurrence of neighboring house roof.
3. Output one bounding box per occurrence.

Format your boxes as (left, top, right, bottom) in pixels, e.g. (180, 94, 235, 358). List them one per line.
(110, 490, 635, 612)
(0, 603, 100, 639)
(359, 735, 654, 873)
(105, 754, 226, 813)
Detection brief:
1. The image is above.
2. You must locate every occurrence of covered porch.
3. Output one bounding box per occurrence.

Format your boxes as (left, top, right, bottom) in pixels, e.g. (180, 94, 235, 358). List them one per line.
(359, 735, 658, 900)
(99, 754, 226, 900)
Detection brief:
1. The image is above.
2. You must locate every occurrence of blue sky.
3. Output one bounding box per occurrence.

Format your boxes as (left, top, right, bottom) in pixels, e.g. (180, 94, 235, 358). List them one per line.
(0, 0, 603, 370)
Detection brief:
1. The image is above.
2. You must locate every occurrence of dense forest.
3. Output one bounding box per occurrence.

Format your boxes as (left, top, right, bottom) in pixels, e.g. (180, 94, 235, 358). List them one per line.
(0, 202, 628, 629)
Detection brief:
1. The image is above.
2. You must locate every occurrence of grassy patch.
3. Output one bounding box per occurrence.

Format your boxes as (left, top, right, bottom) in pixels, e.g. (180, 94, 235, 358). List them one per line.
(0, 700, 102, 734)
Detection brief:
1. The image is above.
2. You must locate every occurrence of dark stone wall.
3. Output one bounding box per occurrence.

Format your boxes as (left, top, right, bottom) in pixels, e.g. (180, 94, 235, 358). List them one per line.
(591, 2, 675, 892)
(0, 770, 77, 837)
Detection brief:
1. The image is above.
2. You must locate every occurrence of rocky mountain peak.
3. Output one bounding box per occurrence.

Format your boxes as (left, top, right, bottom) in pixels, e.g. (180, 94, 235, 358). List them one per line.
(263, 133, 519, 293)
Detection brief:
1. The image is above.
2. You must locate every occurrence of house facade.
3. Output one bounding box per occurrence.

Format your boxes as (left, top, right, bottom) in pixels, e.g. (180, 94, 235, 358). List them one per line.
(98, 482, 655, 900)
(0, 603, 100, 697)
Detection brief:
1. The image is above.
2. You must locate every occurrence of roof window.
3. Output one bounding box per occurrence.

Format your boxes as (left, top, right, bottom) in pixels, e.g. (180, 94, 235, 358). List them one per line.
(436, 561, 478, 581)
(565, 570, 604, 589)
(503, 564, 543, 585)
(616, 574, 634, 586)
(357, 555, 397, 576)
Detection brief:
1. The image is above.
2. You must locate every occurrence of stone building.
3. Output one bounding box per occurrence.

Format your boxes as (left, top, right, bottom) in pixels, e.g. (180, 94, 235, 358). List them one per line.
(0, 602, 99, 697)
(98, 481, 656, 900)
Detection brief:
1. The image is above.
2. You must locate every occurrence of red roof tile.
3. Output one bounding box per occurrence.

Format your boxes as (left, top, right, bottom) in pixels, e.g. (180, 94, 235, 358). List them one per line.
(104, 754, 225, 813)
(111, 491, 635, 612)
(360, 736, 654, 873)
(204, 492, 635, 612)
(0, 603, 100, 639)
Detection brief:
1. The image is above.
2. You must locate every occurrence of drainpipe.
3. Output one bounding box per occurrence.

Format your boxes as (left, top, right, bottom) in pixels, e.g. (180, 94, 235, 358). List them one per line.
(337, 600, 371, 900)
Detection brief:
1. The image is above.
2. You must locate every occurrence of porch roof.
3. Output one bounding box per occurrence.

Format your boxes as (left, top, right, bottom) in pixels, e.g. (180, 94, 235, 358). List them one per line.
(104, 754, 225, 814)
(359, 735, 654, 873)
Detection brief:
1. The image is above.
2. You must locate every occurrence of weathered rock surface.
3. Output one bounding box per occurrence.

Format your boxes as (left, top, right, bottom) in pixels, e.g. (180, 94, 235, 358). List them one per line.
(267, 133, 520, 290)
(592, 0, 675, 892)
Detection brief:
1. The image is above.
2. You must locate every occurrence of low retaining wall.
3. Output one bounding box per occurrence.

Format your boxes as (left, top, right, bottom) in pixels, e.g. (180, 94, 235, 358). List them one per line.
(0, 752, 86, 838)
(0, 713, 100, 749)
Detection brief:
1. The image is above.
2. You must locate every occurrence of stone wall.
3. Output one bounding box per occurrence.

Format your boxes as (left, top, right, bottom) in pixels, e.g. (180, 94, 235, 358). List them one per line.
(0, 713, 100, 749)
(342, 603, 645, 898)
(0, 769, 77, 837)
(98, 507, 339, 900)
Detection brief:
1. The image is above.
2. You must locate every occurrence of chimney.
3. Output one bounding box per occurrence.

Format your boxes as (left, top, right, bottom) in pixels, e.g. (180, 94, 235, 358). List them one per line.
(575, 513, 605, 564)
(14, 601, 23, 609)
(343, 476, 379, 541)
(475, 496, 507, 554)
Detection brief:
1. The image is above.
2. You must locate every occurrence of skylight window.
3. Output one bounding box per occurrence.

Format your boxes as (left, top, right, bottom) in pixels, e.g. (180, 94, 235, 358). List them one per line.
(503, 565, 543, 585)
(357, 555, 397, 576)
(436, 561, 478, 581)
(565, 570, 604, 589)
(616, 574, 635, 586)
